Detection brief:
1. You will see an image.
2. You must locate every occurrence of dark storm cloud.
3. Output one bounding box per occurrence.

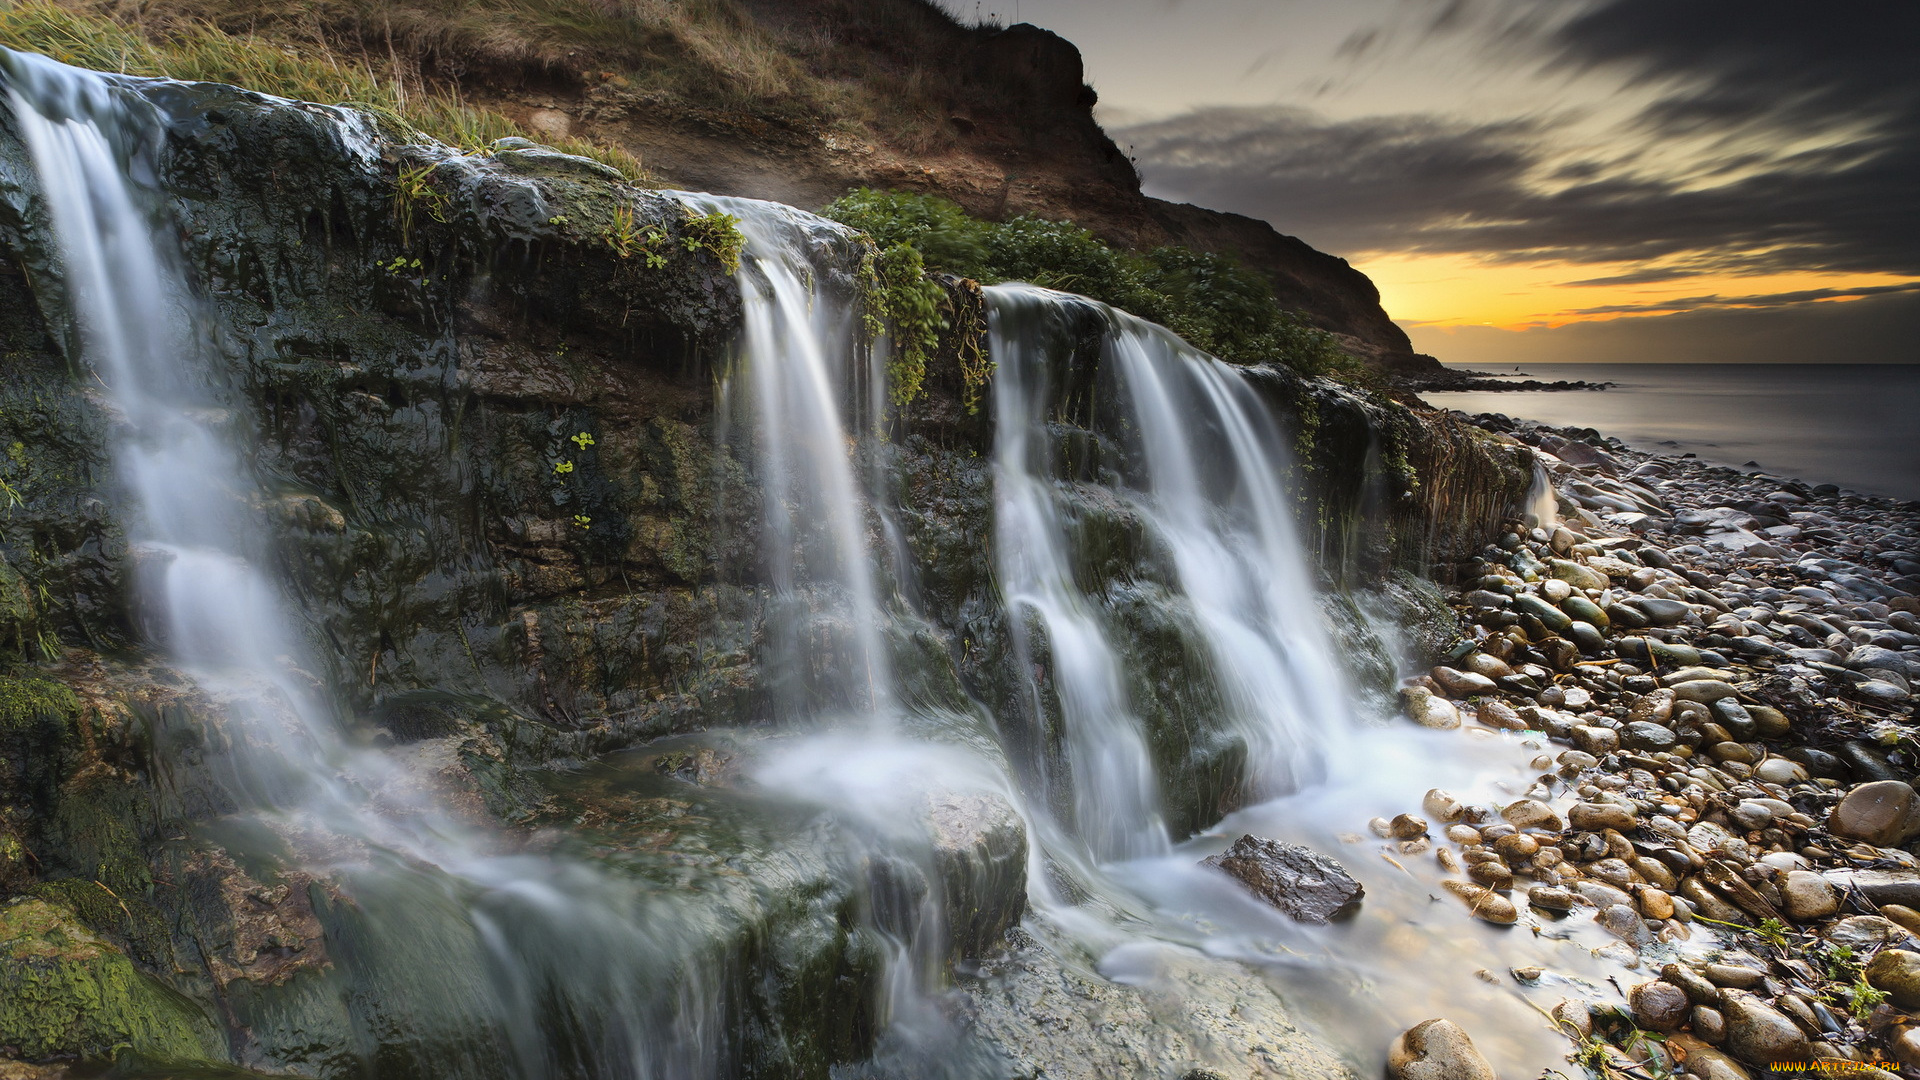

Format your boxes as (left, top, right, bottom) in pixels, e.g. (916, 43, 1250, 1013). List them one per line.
(1113, 0, 1920, 282)
(1565, 282, 1920, 317)
(1112, 105, 1548, 255)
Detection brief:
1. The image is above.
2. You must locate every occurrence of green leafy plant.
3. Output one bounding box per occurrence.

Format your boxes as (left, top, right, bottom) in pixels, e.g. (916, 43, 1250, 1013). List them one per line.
(823, 188, 1364, 381)
(570, 432, 595, 451)
(1809, 940, 1860, 981)
(572, 514, 591, 531)
(1693, 913, 1793, 948)
(553, 460, 575, 475)
(682, 210, 746, 275)
(1820, 972, 1888, 1022)
(600, 204, 671, 267)
(392, 163, 450, 246)
(860, 243, 945, 409)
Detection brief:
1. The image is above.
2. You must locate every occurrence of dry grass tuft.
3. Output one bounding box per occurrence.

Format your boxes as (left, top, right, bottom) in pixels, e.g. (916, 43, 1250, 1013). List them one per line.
(0, 0, 654, 181)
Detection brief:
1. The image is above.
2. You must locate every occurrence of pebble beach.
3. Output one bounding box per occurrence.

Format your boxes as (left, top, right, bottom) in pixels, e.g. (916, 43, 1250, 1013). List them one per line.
(1361, 411, 1918, 1079)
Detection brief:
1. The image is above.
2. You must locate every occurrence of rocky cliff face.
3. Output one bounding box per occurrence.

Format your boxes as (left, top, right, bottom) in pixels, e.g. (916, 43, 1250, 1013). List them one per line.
(92, 0, 1430, 372)
(0, 73, 1522, 1077)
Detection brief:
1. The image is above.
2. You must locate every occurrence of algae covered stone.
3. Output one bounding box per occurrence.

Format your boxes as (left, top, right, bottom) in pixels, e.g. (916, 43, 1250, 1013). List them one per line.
(0, 896, 225, 1064)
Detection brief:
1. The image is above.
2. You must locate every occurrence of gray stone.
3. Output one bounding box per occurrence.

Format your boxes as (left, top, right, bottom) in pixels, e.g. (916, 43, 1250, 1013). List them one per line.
(1622, 721, 1678, 751)
(1824, 869, 1920, 909)
(1848, 645, 1915, 676)
(1567, 621, 1606, 653)
(1728, 800, 1775, 831)
(1752, 757, 1807, 785)
(1597, 903, 1654, 947)
(1632, 597, 1693, 626)
(1202, 835, 1363, 924)
(1661, 963, 1722, 1005)
(1574, 879, 1635, 911)
(1857, 679, 1911, 704)
(1430, 666, 1497, 697)
(1702, 964, 1767, 990)
(1824, 915, 1912, 950)
(1388, 1019, 1496, 1080)
(1513, 593, 1573, 632)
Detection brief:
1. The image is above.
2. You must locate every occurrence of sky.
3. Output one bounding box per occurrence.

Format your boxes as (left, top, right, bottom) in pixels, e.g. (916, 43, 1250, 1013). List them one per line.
(935, 0, 1920, 365)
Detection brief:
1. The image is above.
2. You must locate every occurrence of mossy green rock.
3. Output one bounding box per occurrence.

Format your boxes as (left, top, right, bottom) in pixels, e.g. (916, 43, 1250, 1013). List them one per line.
(0, 896, 225, 1064)
(1512, 593, 1573, 632)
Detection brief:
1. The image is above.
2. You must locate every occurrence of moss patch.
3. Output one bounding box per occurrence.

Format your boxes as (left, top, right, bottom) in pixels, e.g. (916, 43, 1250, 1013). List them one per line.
(0, 896, 224, 1065)
(26, 878, 175, 972)
(0, 674, 79, 819)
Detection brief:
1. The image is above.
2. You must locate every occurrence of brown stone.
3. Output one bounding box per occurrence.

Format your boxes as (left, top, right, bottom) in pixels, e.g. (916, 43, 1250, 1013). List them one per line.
(1828, 780, 1920, 847)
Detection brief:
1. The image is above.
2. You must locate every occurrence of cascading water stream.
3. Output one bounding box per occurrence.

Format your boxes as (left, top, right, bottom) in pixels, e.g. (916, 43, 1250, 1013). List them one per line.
(988, 285, 1352, 866)
(8, 47, 1620, 1080)
(1527, 456, 1561, 531)
(981, 285, 1608, 1077)
(3, 52, 834, 1080)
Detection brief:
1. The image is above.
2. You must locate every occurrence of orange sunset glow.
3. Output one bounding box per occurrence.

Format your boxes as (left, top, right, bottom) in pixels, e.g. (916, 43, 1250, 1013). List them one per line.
(1360, 254, 1920, 331)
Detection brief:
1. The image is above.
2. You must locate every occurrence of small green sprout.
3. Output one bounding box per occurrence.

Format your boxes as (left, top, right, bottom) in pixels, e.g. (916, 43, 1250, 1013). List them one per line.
(572, 514, 591, 530)
(553, 460, 574, 475)
(571, 432, 595, 450)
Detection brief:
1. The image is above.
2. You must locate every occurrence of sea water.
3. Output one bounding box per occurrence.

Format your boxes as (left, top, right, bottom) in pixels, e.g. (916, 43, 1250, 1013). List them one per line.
(1423, 362, 1920, 502)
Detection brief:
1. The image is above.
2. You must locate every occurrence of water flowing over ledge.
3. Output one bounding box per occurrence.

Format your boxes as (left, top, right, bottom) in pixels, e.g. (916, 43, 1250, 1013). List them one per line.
(0, 52, 1541, 1080)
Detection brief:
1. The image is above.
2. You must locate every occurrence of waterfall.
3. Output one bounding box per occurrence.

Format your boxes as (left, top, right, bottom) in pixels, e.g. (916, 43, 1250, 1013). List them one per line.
(706, 198, 897, 724)
(987, 285, 1351, 861)
(5, 47, 1574, 1080)
(1526, 456, 1560, 531)
(2, 50, 767, 1080)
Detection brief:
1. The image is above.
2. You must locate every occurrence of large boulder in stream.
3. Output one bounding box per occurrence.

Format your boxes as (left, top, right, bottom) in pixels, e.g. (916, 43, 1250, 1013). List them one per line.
(1203, 834, 1363, 923)
(1388, 1018, 1498, 1080)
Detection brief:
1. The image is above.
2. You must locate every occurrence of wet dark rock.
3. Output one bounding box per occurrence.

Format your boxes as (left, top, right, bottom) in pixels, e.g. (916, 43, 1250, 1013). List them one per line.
(1629, 979, 1690, 1031)
(1784, 747, 1848, 780)
(1838, 742, 1903, 782)
(1202, 835, 1363, 924)
(1621, 722, 1678, 751)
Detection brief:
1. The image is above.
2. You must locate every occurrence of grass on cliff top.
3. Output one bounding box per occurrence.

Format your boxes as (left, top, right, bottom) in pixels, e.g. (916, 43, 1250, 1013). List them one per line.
(1, 0, 1011, 166)
(0, 0, 652, 181)
(825, 188, 1367, 381)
